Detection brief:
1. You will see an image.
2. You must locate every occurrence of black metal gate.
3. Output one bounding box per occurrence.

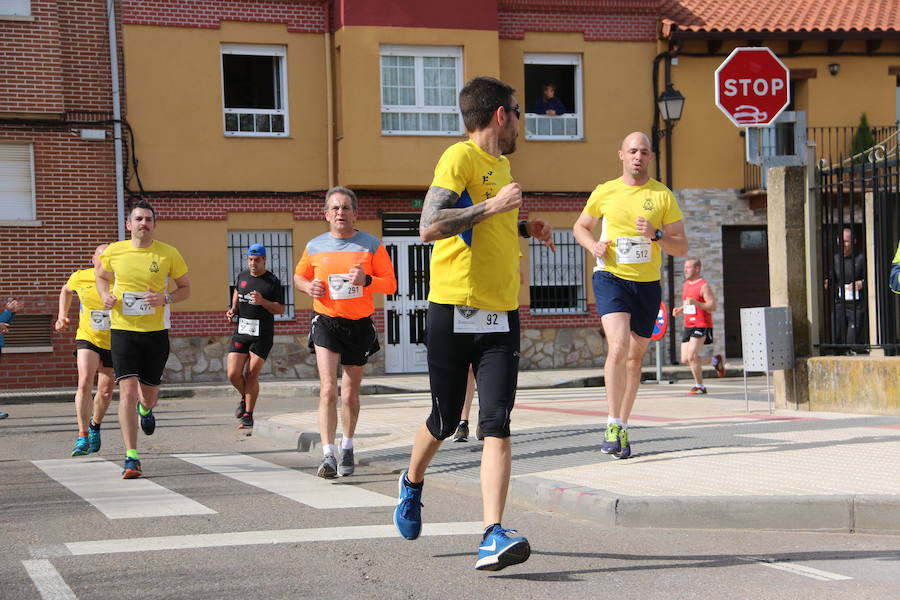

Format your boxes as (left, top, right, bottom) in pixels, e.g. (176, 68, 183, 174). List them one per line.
(815, 145, 900, 354)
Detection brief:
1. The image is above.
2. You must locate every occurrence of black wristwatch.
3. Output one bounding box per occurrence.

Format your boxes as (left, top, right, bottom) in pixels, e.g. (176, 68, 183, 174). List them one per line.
(364, 274, 373, 287)
(518, 219, 530, 238)
(652, 228, 664, 242)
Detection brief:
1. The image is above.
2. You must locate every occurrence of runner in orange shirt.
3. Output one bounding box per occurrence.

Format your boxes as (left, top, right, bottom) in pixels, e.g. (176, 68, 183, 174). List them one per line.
(294, 186, 397, 478)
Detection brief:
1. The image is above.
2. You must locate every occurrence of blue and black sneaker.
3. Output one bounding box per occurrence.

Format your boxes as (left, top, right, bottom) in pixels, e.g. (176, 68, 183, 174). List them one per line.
(122, 457, 142, 479)
(88, 423, 102, 453)
(71, 436, 90, 456)
(393, 470, 423, 540)
(613, 427, 631, 460)
(475, 524, 531, 571)
(138, 404, 156, 436)
(600, 423, 621, 454)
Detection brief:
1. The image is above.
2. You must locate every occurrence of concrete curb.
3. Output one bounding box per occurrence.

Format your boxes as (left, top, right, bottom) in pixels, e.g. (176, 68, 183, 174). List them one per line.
(0, 366, 748, 405)
(253, 420, 900, 535)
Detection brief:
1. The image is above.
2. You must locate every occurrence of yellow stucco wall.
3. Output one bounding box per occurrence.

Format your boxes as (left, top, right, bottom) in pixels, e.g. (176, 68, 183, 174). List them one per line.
(156, 214, 387, 312)
(501, 34, 657, 192)
(334, 26, 499, 190)
(668, 39, 900, 190)
(123, 22, 329, 191)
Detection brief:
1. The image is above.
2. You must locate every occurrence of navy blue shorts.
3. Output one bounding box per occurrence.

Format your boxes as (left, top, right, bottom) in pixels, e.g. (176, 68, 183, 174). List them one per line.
(592, 270, 662, 338)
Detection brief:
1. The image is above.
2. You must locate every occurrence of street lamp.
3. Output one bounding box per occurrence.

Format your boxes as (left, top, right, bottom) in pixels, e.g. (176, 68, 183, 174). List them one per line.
(657, 82, 685, 125)
(653, 81, 685, 365)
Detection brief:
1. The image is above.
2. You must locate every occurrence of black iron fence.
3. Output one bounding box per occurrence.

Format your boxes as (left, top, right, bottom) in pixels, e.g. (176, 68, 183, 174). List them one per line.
(742, 123, 899, 193)
(815, 144, 900, 354)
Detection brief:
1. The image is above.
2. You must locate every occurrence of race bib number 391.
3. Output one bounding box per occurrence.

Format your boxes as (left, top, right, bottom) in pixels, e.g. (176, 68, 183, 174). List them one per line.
(452, 305, 510, 334)
(90, 309, 111, 330)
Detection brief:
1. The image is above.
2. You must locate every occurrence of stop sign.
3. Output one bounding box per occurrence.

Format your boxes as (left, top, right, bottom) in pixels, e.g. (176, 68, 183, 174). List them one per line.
(715, 47, 790, 127)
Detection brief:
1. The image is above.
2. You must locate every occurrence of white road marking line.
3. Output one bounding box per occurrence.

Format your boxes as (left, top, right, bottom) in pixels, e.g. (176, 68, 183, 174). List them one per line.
(31, 458, 216, 520)
(742, 557, 853, 581)
(63, 522, 484, 556)
(22, 559, 77, 600)
(173, 452, 396, 509)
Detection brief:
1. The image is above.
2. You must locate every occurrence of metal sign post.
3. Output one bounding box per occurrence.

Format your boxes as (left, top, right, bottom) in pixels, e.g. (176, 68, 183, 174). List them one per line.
(650, 301, 672, 384)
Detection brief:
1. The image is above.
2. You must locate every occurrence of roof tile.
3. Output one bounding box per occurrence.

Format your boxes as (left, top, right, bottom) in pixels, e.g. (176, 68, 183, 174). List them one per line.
(660, 0, 900, 34)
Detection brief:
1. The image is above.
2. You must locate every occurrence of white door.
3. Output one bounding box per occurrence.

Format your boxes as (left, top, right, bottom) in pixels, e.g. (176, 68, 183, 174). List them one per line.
(383, 237, 432, 373)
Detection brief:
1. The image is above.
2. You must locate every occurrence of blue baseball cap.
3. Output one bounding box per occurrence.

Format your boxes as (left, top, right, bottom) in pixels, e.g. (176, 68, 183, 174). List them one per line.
(247, 243, 266, 257)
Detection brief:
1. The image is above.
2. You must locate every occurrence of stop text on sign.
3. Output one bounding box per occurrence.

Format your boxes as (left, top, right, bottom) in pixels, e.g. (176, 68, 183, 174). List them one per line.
(722, 78, 785, 97)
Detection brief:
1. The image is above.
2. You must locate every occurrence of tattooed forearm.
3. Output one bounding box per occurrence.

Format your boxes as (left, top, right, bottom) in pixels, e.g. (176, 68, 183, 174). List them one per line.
(419, 186, 488, 241)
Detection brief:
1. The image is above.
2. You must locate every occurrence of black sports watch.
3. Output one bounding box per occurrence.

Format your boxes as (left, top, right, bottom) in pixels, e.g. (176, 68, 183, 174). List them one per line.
(364, 275, 373, 287)
(518, 219, 531, 238)
(652, 228, 664, 242)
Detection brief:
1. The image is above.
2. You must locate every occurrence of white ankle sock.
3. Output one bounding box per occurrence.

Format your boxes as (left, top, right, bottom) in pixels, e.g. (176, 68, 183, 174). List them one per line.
(323, 444, 335, 457)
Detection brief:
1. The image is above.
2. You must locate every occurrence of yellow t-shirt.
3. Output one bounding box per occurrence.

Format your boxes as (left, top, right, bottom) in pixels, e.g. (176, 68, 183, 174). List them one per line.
(585, 178, 684, 282)
(100, 239, 188, 332)
(427, 140, 519, 311)
(65, 268, 111, 349)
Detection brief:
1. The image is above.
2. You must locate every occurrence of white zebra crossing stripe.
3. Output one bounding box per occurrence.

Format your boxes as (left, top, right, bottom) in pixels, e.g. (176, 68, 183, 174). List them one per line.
(173, 452, 396, 509)
(22, 559, 77, 599)
(60, 522, 484, 556)
(31, 458, 216, 520)
(741, 557, 853, 581)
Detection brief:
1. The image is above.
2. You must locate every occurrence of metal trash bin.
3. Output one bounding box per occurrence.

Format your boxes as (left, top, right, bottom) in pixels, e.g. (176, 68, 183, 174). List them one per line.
(740, 307, 794, 412)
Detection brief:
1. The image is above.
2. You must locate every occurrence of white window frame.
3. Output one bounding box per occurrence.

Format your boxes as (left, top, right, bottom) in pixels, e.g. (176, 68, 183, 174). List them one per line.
(0, 0, 31, 17)
(380, 44, 463, 136)
(0, 143, 37, 224)
(221, 43, 289, 138)
(227, 230, 294, 321)
(524, 53, 583, 141)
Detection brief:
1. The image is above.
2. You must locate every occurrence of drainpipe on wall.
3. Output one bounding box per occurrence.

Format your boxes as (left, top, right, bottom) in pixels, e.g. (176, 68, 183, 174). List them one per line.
(107, 0, 125, 240)
(324, 0, 335, 189)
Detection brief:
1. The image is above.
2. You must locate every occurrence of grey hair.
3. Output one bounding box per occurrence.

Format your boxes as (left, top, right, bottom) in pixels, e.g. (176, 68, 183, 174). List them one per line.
(324, 186, 358, 211)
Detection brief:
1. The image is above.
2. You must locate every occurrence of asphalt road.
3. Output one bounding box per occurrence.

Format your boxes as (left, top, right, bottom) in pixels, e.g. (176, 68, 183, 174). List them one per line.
(2, 393, 899, 599)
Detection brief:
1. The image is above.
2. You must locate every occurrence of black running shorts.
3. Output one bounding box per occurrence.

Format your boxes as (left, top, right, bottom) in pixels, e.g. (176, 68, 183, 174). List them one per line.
(75, 339, 113, 368)
(230, 333, 274, 360)
(308, 313, 379, 366)
(681, 327, 714, 345)
(110, 329, 170, 386)
(424, 302, 519, 440)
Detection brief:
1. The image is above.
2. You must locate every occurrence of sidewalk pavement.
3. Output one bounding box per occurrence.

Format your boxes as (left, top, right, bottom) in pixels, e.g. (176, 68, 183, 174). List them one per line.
(254, 364, 900, 535)
(6, 361, 899, 534)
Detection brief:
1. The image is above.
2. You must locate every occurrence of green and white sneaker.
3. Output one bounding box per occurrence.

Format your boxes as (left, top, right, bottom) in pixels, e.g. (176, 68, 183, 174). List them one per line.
(613, 427, 631, 459)
(600, 423, 621, 454)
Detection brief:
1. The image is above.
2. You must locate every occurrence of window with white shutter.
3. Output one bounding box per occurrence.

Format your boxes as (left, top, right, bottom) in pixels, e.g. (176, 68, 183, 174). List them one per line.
(0, 144, 36, 221)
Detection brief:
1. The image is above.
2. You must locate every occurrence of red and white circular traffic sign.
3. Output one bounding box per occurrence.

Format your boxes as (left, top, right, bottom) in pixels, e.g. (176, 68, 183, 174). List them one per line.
(714, 47, 790, 127)
(650, 301, 668, 341)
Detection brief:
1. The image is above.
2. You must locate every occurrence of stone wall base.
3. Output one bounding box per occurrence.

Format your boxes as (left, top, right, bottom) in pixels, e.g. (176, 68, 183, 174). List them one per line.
(806, 356, 900, 415)
(164, 326, 657, 383)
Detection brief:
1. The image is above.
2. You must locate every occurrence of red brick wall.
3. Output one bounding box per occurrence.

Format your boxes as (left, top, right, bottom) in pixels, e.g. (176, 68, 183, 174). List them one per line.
(122, 0, 327, 33)
(0, 0, 65, 114)
(0, 0, 122, 390)
(498, 0, 658, 41)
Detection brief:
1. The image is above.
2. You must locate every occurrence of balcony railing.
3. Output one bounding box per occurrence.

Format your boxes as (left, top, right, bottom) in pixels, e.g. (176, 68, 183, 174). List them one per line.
(742, 122, 899, 193)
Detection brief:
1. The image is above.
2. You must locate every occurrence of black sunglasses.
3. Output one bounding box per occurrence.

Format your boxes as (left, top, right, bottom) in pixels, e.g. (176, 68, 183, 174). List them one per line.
(503, 105, 520, 119)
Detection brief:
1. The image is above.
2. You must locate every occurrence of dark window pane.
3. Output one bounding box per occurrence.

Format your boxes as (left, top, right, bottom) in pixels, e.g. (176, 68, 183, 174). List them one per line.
(271, 114, 284, 132)
(255, 114, 271, 132)
(239, 113, 254, 131)
(225, 113, 238, 131)
(223, 54, 278, 109)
